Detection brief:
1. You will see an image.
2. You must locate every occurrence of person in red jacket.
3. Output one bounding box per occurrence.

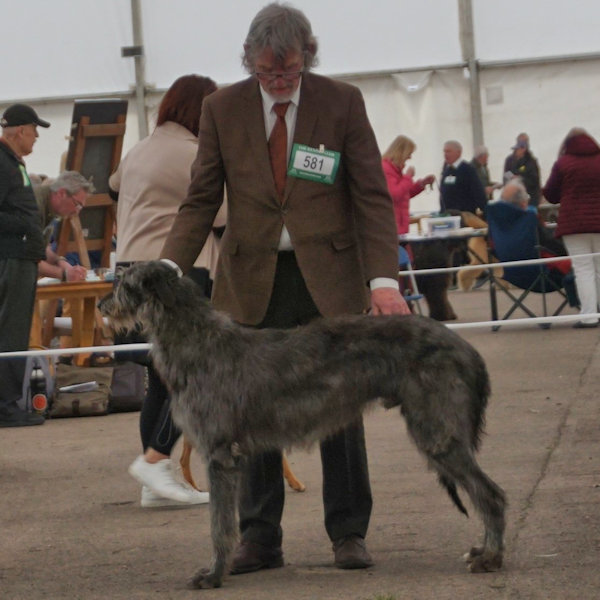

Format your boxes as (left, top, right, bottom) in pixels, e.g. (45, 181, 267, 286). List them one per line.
(543, 127, 600, 328)
(382, 135, 434, 234)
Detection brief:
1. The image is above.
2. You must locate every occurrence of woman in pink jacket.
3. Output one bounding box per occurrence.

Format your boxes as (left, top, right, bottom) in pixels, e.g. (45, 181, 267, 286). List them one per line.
(543, 127, 600, 328)
(382, 135, 435, 234)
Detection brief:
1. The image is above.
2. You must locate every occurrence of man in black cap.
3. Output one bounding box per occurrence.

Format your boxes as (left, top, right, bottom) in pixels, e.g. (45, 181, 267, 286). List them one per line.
(0, 103, 51, 427)
(503, 132, 541, 207)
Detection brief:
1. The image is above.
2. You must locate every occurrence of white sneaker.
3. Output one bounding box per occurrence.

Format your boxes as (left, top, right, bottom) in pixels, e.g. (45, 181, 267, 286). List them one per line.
(128, 455, 210, 504)
(140, 486, 210, 508)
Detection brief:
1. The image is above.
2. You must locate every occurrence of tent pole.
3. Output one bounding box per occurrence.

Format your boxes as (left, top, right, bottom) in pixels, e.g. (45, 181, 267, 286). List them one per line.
(130, 0, 148, 139)
(458, 0, 483, 149)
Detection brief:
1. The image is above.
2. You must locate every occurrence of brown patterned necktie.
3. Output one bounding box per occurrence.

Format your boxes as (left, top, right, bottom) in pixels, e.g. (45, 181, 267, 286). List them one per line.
(268, 102, 290, 199)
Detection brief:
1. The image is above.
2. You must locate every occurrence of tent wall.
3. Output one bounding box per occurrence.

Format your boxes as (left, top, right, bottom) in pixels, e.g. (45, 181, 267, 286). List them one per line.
(15, 57, 600, 214)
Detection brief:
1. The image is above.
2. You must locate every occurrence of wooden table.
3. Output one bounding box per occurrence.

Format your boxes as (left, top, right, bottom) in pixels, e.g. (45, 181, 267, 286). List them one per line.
(31, 279, 113, 365)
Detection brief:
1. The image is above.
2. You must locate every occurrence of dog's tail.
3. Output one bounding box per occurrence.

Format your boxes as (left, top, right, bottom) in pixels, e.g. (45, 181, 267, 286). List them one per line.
(438, 474, 469, 517)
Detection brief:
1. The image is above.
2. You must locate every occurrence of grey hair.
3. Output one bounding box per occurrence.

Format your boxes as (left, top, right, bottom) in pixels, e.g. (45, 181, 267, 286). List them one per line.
(242, 2, 318, 73)
(473, 144, 488, 158)
(444, 140, 462, 152)
(501, 179, 529, 207)
(49, 170, 95, 195)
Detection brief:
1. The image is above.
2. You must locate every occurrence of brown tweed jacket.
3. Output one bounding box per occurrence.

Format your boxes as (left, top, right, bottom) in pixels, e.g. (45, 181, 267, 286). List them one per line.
(161, 72, 398, 325)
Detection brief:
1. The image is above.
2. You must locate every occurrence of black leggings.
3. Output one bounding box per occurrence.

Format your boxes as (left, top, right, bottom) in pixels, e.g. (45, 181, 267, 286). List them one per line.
(140, 364, 178, 454)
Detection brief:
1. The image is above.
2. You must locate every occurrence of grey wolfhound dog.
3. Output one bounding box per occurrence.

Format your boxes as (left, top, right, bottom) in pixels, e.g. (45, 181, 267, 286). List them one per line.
(100, 261, 506, 589)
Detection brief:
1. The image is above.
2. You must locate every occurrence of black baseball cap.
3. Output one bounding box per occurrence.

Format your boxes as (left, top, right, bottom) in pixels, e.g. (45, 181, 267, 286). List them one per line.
(0, 104, 50, 128)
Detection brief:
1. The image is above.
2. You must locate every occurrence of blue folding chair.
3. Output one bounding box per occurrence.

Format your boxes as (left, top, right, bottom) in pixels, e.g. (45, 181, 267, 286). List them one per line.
(486, 201, 578, 330)
(398, 245, 423, 315)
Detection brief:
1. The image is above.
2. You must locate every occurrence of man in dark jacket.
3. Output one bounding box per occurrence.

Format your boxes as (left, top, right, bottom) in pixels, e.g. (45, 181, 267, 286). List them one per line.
(503, 133, 541, 207)
(0, 104, 50, 427)
(439, 140, 487, 214)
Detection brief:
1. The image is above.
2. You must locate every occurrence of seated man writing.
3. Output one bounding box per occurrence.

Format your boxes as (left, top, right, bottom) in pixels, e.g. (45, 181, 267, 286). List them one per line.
(33, 170, 94, 282)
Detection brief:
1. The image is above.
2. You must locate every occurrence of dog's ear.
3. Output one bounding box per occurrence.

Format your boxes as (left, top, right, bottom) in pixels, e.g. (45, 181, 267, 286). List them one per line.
(145, 265, 178, 308)
(153, 278, 176, 308)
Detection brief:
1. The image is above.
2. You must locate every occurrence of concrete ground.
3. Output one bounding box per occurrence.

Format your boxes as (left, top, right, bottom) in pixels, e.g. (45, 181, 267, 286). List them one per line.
(1, 286, 599, 600)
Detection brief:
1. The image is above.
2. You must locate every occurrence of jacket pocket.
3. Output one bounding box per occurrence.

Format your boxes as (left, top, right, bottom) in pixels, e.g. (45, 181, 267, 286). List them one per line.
(330, 234, 356, 252)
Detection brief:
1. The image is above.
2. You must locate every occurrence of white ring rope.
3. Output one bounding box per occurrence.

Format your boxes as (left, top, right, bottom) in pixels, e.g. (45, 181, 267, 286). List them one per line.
(398, 251, 600, 276)
(2, 311, 599, 360)
(2, 253, 598, 360)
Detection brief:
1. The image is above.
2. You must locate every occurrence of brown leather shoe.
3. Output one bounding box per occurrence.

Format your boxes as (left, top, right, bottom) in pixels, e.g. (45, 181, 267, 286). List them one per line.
(230, 541, 284, 575)
(333, 535, 374, 569)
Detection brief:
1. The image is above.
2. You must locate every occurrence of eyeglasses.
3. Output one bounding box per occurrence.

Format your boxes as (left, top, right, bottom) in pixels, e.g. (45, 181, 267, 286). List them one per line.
(254, 70, 303, 82)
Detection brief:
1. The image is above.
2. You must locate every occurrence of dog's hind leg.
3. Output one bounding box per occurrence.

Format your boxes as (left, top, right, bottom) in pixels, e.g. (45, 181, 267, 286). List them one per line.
(431, 442, 506, 573)
(188, 447, 239, 589)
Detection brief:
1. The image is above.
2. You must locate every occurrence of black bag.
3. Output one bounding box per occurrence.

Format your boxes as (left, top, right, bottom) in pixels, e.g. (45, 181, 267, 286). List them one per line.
(51, 364, 113, 417)
(109, 361, 146, 412)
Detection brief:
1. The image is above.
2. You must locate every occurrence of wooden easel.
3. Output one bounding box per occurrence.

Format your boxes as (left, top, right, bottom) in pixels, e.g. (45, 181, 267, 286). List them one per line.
(57, 100, 128, 268)
(55, 196, 115, 268)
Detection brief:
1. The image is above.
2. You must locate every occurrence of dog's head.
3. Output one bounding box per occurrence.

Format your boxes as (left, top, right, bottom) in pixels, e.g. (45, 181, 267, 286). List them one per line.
(99, 261, 179, 334)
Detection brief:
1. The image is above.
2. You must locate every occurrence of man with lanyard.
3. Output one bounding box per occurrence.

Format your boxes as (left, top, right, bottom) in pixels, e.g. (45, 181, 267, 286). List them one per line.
(160, 2, 410, 574)
(0, 104, 51, 427)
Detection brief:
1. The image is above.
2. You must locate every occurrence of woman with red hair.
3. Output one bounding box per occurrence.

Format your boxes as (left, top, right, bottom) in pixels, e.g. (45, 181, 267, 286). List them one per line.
(109, 75, 226, 507)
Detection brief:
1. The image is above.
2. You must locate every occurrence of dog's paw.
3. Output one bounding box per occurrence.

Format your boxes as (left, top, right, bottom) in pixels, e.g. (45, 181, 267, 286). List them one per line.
(464, 548, 503, 572)
(187, 568, 223, 589)
(463, 545, 484, 563)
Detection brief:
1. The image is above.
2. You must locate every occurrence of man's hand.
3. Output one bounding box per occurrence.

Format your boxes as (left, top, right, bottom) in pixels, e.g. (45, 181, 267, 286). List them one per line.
(64, 264, 87, 282)
(370, 287, 412, 316)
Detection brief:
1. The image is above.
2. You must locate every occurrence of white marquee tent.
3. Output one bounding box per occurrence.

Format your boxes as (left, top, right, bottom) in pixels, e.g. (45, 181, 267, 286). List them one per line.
(3, 0, 600, 212)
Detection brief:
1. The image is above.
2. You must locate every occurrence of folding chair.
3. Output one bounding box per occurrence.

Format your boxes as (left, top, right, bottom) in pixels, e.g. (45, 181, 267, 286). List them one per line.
(398, 245, 423, 315)
(486, 201, 578, 330)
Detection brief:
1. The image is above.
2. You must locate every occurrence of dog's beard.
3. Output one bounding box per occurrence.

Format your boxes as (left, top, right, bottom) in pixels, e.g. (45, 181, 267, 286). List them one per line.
(101, 294, 143, 336)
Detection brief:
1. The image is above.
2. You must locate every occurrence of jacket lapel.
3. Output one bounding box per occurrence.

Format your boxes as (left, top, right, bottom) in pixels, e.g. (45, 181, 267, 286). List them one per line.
(240, 75, 320, 204)
(240, 78, 275, 196)
(284, 74, 319, 201)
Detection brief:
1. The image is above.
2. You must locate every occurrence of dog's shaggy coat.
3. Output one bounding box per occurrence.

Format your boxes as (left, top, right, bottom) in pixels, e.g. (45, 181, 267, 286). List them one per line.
(100, 261, 506, 589)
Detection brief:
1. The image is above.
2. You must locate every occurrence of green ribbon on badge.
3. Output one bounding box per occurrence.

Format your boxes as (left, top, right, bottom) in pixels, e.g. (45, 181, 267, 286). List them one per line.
(19, 164, 31, 187)
(288, 143, 340, 184)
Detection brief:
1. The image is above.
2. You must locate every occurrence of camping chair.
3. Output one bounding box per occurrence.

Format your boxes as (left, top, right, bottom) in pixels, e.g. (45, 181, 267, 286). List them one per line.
(398, 245, 423, 315)
(486, 201, 578, 330)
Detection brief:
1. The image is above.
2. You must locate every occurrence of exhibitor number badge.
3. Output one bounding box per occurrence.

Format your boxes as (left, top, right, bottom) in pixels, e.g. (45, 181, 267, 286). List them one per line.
(288, 144, 340, 184)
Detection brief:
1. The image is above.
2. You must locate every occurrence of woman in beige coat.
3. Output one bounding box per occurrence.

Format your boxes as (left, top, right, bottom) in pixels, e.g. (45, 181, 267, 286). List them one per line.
(109, 75, 226, 507)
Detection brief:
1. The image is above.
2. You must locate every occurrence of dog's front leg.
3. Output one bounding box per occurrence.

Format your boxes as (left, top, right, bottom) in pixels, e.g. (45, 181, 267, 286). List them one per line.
(188, 448, 239, 589)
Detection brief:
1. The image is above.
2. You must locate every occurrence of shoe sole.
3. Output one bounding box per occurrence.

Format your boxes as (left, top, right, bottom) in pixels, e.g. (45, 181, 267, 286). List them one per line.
(0, 419, 45, 428)
(141, 499, 206, 509)
(230, 556, 284, 575)
(335, 559, 374, 569)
